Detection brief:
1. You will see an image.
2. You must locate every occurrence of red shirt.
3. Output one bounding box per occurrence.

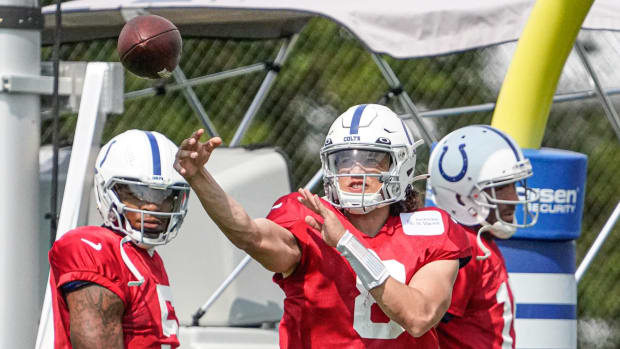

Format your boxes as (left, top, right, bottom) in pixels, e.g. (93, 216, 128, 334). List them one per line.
(437, 226, 516, 349)
(48, 226, 180, 349)
(267, 193, 471, 349)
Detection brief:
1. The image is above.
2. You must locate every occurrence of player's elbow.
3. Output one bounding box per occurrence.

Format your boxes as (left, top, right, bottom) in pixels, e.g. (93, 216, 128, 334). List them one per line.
(404, 313, 436, 337)
(404, 301, 450, 337)
(225, 217, 263, 252)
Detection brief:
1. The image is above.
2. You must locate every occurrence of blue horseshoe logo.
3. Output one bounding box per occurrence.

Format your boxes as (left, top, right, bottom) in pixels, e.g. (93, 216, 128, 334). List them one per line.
(438, 144, 468, 182)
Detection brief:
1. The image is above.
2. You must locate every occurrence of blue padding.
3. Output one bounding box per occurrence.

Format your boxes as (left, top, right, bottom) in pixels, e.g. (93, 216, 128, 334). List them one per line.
(425, 146, 587, 240)
(496, 239, 575, 274)
(516, 304, 576, 319)
(514, 148, 587, 240)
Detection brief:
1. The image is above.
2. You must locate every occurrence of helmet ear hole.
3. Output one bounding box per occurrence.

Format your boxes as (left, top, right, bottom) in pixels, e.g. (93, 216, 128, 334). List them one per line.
(389, 183, 401, 197)
(455, 194, 465, 206)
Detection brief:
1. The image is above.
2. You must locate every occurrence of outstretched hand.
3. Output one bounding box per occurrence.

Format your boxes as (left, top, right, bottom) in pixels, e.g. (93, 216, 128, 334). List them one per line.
(297, 188, 346, 247)
(174, 129, 222, 181)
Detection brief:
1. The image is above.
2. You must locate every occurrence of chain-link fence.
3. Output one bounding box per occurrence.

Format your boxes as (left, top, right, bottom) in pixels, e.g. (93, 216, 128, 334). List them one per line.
(40, 16, 620, 348)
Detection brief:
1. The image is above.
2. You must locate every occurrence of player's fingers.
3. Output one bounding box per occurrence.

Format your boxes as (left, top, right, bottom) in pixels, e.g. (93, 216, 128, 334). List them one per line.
(173, 161, 187, 175)
(297, 190, 319, 214)
(179, 136, 193, 150)
(312, 194, 322, 207)
(202, 137, 223, 153)
(192, 128, 205, 141)
(179, 129, 204, 151)
(312, 194, 330, 216)
(304, 216, 322, 231)
(176, 149, 198, 160)
(302, 189, 320, 211)
(297, 188, 310, 202)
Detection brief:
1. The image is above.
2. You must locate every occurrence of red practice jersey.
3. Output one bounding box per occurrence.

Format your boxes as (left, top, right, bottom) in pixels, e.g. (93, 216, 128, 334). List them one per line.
(437, 225, 516, 349)
(266, 193, 471, 349)
(49, 226, 180, 349)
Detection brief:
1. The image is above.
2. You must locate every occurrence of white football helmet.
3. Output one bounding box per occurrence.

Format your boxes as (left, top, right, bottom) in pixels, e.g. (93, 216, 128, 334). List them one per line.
(94, 129, 190, 247)
(321, 104, 425, 214)
(428, 125, 538, 240)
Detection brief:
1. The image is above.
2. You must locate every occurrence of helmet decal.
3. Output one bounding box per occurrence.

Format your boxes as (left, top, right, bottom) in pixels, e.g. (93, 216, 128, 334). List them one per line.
(349, 104, 367, 135)
(438, 144, 468, 182)
(145, 131, 162, 175)
(99, 140, 117, 167)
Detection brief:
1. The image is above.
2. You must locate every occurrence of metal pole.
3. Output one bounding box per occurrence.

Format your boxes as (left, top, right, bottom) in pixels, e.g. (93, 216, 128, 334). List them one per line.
(371, 53, 436, 146)
(230, 35, 298, 147)
(575, 42, 620, 143)
(125, 63, 266, 100)
(305, 168, 324, 193)
(49, 0, 61, 244)
(0, 0, 41, 346)
(191, 166, 321, 324)
(192, 254, 252, 325)
(408, 87, 620, 119)
(172, 66, 219, 138)
(576, 201, 620, 284)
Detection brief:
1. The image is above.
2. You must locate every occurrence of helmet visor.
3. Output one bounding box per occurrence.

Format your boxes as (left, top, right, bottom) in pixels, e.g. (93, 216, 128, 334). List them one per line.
(114, 183, 186, 212)
(327, 149, 392, 174)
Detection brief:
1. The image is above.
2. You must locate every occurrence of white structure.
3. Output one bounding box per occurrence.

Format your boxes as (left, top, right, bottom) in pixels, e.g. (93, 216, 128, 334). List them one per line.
(0, 0, 42, 347)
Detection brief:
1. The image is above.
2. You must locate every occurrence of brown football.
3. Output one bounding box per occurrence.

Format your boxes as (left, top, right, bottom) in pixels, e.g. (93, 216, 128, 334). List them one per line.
(117, 15, 182, 79)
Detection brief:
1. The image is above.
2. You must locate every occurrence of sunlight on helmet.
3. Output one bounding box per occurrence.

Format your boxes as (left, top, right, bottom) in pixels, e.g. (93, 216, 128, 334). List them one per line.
(321, 104, 424, 214)
(93, 130, 191, 247)
(428, 125, 539, 239)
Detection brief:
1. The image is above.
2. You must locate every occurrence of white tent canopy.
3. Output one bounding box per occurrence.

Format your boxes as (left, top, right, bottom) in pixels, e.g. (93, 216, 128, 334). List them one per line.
(43, 0, 620, 58)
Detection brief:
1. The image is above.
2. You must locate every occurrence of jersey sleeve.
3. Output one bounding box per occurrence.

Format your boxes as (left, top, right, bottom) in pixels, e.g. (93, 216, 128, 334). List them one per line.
(267, 193, 323, 281)
(265, 193, 308, 230)
(446, 258, 477, 317)
(48, 228, 129, 307)
(415, 208, 472, 265)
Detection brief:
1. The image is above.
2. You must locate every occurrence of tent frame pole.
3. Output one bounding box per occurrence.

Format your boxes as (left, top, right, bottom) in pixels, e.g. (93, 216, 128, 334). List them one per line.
(574, 41, 620, 143)
(230, 34, 298, 146)
(371, 53, 436, 145)
(172, 66, 220, 138)
(576, 201, 620, 283)
(124, 63, 266, 100)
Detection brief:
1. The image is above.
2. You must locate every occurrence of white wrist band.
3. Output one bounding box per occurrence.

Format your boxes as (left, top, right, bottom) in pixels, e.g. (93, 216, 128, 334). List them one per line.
(336, 230, 389, 290)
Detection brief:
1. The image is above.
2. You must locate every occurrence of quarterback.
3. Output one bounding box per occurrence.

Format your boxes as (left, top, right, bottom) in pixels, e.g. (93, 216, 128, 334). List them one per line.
(428, 125, 539, 348)
(175, 104, 471, 348)
(48, 130, 191, 348)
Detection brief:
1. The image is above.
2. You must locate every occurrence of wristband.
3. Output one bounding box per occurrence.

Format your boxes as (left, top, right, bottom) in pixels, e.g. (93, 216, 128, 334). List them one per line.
(336, 230, 389, 290)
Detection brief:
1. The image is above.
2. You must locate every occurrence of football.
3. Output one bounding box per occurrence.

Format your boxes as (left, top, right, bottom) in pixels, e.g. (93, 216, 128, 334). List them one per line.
(117, 15, 182, 79)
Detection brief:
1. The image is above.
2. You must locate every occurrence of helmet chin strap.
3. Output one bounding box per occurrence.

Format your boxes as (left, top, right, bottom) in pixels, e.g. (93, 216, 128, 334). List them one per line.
(475, 224, 493, 261)
(119, 236, 145, 287)
(474, 215, 516, 261)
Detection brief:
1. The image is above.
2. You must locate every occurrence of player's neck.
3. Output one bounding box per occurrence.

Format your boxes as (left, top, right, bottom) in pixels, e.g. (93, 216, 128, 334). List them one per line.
(346, 205, 390, 237)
